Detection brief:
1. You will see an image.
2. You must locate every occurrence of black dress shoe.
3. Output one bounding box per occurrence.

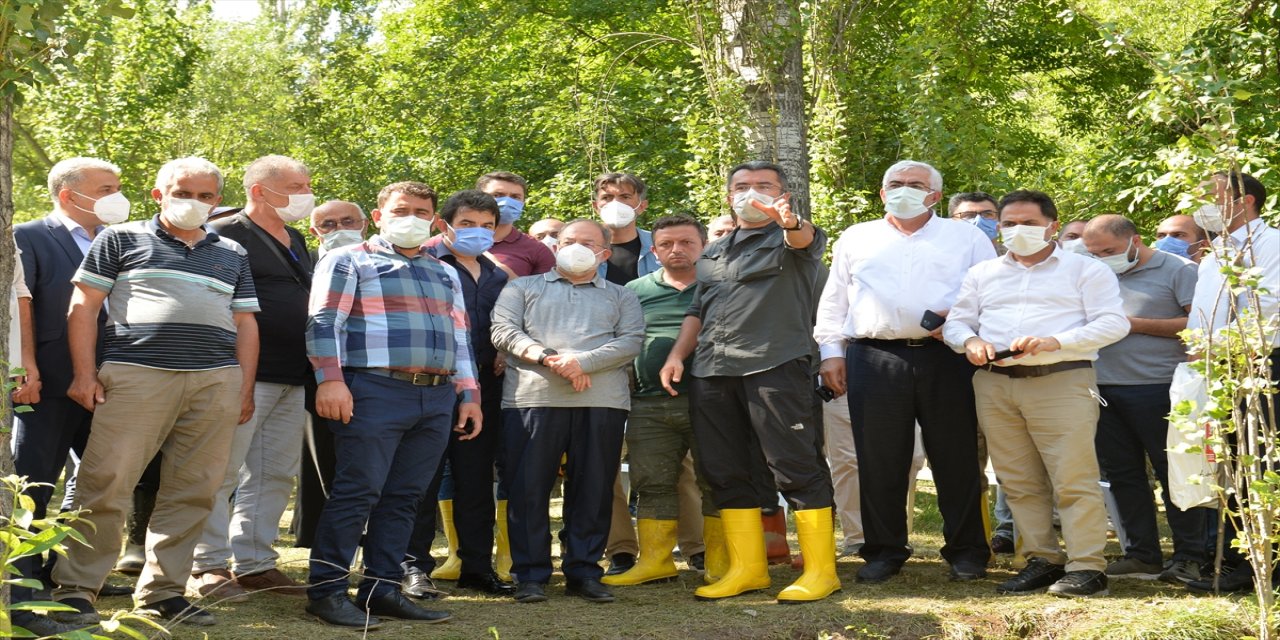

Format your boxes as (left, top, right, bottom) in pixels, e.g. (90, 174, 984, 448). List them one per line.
(604, 552, 635, 576)
(856, 560, 902, 584)
(457, 572, 517, 595)
(990, 535, 1015, 555)
(402, 566, 446, 600)
(996, 557, 1065, 594)
(949, 560, 988, 582)
(12, 612, 78, 636)
(513, 582, 548, 603)
(1186, 564, 1257, 594)
(98, 582, 134, 597)
(688, 552, 705, 571)
(365, 590, 452, 623)
(565, 578, 615, 603)
(135, 596, 216, 626)
(307, 592, 382, 629)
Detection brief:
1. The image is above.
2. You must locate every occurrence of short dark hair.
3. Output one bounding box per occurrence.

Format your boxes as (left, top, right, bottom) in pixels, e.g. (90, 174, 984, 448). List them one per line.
(727, 161, 788, 191)
(593, 172, 647, 200)
(651, 214, 707, 243)
(948, 192, 998, 215)
(475, 171, 528, 198)
(1085, 213, 1138, 238)
(562, 218, 612, 246)
(998, 190, 1058, 221)
(1214, 170, 1267, 212)
(440, 189, 499, 224)
(377, 181, 437, 209)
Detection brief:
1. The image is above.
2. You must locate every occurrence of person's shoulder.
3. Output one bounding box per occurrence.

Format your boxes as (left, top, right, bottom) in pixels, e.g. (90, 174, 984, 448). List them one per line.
(13, 217, 50, 234)
(212, 233, 250, 257)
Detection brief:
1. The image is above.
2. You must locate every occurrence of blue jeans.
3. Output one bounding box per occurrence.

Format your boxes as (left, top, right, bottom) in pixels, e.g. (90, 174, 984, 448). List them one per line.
(307, 372, 454, 601)
(1095, 383, 1207, 564)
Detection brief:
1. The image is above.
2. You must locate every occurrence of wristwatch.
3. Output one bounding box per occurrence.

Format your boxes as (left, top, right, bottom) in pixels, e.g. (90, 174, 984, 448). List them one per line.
(785, 218, 804, 231)
(537, 349, 558, 366)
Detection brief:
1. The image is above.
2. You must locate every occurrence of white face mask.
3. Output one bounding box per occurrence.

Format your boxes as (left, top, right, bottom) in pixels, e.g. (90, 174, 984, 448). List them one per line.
(163, 198, 213, 230)
(883, 186, 930, 219)
(732, 189, 773, 224)
(1061, 238, 1088, 255)
(263, 186, 316, 223)
(1001, 224, 1052, 256)
(540, 235, 559, 250)
(379, 214, 434, 249)
(597, 200, 636, 229)
(73, 190, 131, 224)
(1096, 237, 1139, 274)
(319, 229, 364, 253)
(1192, 203, 1226, 233)
(556, 242, 602, 275)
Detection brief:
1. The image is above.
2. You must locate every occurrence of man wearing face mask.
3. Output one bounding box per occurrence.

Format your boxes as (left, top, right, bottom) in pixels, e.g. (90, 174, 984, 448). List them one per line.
(305, 181, 479, 627)
(491, 219, 644, 604)
(943, 190, 1129, 598)
(1058, 220, 1088, 254)
(815, 161, 995, 585)
(529, 217, 564, 248)
(660, 161, 837, 603)
(477, 171, 556, 277)
(51, 157, 260, 627)
(1081, 215, 1205, 584)
(310, 200, 368, 256)
(949, 191, 1004, 255)
(402, 190, 513, 597)
(1184, 171, 1279, 593)
(190, 156, 316, 600)
(1153, 214, 1207, 263)
(592, 172, 660, 285)
(12, 157, 129, 635)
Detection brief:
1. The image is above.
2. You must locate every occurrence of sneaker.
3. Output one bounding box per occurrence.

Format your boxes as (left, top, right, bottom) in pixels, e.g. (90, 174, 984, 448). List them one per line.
(136, 595, 217, 626)
(1159, 559, 1202, 584)
(687, 552, 705, 571)
(235, 568, 308, 597)
(1048, 570, 1109, 597)
(1105, 557, 1163, 580)
(989, 535, 1014, 555)
(995, 557, 1065, 594)
(48, 597, 100, 626)
(187, 568, 250, 603)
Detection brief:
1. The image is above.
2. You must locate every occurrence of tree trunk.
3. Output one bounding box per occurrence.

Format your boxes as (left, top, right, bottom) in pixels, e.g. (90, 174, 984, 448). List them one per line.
(1, 93, 15, 478)
(719, 0, 812, 219)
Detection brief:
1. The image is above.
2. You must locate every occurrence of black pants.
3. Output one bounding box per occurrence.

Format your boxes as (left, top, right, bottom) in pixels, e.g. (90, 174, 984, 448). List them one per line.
(690, 358, 833, 511)
(1219, 347, 1280, 570)
(294, 383, 336, 549)
(503, 406, 626, 584)
(407, 369, 503, 574)
(1096, 383, 1207, 564)
(846, 340, 988, 566)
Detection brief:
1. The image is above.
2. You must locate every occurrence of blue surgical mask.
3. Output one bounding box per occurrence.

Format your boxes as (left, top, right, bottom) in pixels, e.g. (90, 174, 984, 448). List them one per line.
(968, 215, 998, 240)
(1153, 235, 1191, 259)
(495, 196, 524, 225)
(449, 226, 495, 257)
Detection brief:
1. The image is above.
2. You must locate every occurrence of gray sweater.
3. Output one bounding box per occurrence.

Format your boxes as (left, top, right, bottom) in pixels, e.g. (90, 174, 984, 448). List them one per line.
(491, 271, 644, 410)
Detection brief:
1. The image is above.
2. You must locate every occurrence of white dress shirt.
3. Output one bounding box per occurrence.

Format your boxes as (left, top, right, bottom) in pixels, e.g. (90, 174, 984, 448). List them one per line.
(1187, 218, 1280, 346)
(942, 246, 1130, 366)
(51, 210, 102, 257)
(814, 214, 996, 359)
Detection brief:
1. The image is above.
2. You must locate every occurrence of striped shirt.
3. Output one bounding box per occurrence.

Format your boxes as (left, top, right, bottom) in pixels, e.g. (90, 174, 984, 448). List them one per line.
(307, 234, 480, 405)
(74, 215, 260, 371)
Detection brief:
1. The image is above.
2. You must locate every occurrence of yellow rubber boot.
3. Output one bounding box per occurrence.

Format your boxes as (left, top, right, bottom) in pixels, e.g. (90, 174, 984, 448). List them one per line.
(702, 515, 729, 584)
(495, 499, 513, 582)
(603, 519, 679, 586)
(694, 508, 770, 600)
(777, 507, 842, 603)
(430, 500, 462, 580)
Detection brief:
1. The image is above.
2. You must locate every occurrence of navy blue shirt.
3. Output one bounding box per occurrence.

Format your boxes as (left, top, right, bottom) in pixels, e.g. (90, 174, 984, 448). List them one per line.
(428, 244, 509, 371)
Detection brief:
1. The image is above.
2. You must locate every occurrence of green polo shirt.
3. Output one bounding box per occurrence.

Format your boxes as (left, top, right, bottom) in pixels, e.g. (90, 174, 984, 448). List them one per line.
(626, 268, 696, 397)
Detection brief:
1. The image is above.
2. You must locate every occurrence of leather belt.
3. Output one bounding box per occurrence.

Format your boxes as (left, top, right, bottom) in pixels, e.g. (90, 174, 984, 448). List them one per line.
(355, 367, 452, 386)
(853, 337, 933, 348)
(983, 360, 1091, 379)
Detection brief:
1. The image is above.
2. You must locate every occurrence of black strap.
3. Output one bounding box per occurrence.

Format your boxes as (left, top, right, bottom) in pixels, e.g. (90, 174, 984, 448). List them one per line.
(238, 213, 311, 290)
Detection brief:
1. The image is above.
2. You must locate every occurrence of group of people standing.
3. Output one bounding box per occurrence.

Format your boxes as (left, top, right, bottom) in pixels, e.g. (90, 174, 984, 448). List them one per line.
(5, 153, 1275, 634)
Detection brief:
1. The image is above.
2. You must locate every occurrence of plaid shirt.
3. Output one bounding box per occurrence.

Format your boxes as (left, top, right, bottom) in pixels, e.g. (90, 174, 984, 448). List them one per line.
(307, 234, 479, 404)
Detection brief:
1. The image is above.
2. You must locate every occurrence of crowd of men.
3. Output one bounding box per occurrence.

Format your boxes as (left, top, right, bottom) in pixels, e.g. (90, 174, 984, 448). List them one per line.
(5, 154, 1277, 633)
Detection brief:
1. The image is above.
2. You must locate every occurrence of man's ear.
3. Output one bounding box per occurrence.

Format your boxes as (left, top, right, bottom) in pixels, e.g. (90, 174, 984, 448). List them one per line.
(151, 188, 164, 205)
(371, 209, 383, 225)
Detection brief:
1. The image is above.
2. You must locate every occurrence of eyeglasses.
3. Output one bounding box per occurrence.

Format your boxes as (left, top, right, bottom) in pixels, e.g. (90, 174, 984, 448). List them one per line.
(559, 240, 603, 251)
(954, 210, 998, 220)
(314, 217, 365, 232)
(730, 182, 782, 195)
(886, 181, 932, 191)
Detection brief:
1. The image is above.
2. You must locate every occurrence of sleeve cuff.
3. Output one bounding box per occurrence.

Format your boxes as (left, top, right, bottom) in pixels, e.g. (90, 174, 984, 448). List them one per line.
(460, 388, 479, 405)
(315, 364, 344, 384)
(819, 342, 846, 360)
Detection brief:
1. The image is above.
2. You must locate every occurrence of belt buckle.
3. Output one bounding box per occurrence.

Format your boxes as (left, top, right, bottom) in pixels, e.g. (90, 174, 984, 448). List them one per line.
(411, 372, 434, 386)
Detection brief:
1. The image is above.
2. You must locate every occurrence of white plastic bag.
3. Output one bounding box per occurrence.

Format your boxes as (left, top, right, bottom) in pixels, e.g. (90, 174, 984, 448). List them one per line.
(1166, 362, 1218, 510)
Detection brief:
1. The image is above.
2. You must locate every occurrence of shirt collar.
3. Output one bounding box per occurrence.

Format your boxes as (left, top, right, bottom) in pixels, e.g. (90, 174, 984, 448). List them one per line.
(1227, 217, 1268, 245)
(51, 210, 103, 239)
(543, 269, 607, 288)
(146, 214, 219, 247)
(369, 233, 430, 258)
(1000, 243, 1063, 268)
(497, 228, 525, 245)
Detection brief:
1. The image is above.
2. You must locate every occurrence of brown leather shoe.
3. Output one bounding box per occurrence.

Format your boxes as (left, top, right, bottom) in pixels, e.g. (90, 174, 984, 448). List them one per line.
(234, 568, 308, 597)
(187, 569, 249, 603)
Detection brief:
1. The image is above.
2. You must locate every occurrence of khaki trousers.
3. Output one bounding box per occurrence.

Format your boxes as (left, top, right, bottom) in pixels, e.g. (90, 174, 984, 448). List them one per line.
(606, 452, 705, 557)
(973, 367, 1107, 572)
(53, 363, 241, 605)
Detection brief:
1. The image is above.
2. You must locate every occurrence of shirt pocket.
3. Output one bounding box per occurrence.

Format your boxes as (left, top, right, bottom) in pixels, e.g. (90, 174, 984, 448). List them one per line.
(735, 235, 785, 283)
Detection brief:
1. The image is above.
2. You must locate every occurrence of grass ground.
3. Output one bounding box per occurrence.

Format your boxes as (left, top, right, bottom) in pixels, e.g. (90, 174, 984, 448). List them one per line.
(86, 482, 1264, 640)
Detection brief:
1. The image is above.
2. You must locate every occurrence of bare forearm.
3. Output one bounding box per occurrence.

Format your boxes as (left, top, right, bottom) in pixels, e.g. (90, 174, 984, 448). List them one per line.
(67, 305, 100, 378)
(18, 298, 36, 371)
(1128, 316, 1188, 338)
(667, 316, 702, 363)
(235, 315, 259, 384)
